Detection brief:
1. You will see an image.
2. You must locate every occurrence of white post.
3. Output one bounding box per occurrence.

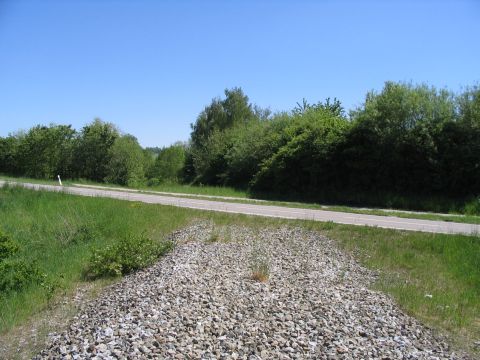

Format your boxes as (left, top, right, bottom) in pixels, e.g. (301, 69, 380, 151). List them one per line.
(57, 175, 62, 186)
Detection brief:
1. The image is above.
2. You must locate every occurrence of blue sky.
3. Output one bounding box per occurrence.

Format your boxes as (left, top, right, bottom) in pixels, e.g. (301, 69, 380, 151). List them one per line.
(0, 0, 479, 147)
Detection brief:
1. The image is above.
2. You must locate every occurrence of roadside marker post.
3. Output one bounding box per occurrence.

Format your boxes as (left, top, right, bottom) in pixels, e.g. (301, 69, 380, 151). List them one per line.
(57, 175, 62, 186)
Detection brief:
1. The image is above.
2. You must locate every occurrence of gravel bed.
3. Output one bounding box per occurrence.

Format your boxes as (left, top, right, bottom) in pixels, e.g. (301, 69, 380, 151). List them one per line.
(35, 222, 467, 359)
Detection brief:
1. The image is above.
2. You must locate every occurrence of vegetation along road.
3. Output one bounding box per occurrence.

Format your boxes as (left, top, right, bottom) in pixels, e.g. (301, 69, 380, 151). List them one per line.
(3, 180, 479, 236)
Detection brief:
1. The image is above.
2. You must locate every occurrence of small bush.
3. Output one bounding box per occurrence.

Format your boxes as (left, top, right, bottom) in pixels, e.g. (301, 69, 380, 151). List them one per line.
(146, 178, 162, 187)
(0, 230, 19, 261)
(84, 234, 173, 279)
(0, 259, 44, 293)
(464, 197, 480, 215)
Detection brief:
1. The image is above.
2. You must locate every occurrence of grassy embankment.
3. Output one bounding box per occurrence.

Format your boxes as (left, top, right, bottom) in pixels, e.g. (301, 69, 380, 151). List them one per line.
(2, 174, 479, 225)
(0, 185, 478, 357)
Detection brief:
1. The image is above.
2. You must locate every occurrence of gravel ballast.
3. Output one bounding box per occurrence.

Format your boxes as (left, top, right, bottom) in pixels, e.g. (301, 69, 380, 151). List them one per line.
(35, 223, 467, 359)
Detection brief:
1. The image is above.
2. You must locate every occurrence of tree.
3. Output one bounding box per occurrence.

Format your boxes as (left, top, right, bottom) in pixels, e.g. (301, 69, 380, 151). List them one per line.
(0, 135, 21, 175)
(15, 124, 76, 179)
(345, 82, 456, 194)
(74, 119, 119, 181)
(147, 142, 186, 183)
(190, 87, 255, 148)
(104, 134, 145, 187)
(251, 107, 349, 196)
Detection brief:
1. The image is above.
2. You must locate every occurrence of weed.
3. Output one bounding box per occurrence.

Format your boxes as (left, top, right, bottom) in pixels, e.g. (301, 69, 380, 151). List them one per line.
(0, 230, 19, 261)
(207, 230, 220, 243)
(207, 226, 232, 244)
(83, 234, 173, 279)
(0, 259, 44, 293)
(249, 237, 270, 282)
(54, 215, 97, 245)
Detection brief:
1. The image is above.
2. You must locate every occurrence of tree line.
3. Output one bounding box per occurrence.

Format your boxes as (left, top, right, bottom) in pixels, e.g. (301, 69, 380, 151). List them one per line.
(1, 81, 479, 212)
(185, 83, 480, 210)
(0, 119, 185, 187)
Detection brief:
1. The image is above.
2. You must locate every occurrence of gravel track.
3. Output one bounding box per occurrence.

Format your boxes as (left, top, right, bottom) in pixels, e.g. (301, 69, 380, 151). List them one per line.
(35, 223, 467, 359)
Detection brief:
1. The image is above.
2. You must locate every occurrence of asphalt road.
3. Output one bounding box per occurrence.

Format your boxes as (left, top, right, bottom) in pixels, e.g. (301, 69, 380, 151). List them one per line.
(2, 180, 479, 235)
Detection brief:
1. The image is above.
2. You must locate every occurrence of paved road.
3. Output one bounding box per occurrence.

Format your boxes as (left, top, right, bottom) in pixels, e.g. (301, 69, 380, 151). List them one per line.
(2, 180, 479, 235)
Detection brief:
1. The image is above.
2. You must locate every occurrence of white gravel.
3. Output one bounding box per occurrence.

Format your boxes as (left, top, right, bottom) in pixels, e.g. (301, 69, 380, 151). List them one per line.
(35, 222, 468, 359)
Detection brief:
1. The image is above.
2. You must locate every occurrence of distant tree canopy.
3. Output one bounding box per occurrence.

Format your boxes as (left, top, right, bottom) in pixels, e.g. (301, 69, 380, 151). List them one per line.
(147, 142, 186, 183)
(74, 119, 119, 181)
(104, 134, 145, 187)
(0, 83, 479, 212)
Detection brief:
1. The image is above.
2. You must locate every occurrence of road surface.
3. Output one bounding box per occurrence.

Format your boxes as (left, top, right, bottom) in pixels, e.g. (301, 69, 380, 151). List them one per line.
(1, 180, 479, 235)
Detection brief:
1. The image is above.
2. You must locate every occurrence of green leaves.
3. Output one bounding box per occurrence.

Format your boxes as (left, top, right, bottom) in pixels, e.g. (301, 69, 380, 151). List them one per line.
(0, 230, 19, 262)
(83, 234, 173, 279)
(0, 230, 44, 294)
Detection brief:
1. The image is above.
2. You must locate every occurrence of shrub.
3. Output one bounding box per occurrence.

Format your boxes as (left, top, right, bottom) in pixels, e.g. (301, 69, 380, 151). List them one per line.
(0, 230, 19, 261)
(84, 234, 173, 279)
(0, 259, 44, 293)
(464, 197, 480, 216)
(146, 178, 162, 187)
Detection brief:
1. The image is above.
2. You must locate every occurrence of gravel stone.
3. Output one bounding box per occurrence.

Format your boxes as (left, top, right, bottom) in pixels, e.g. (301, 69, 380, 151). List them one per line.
(34, 222, 470, 359)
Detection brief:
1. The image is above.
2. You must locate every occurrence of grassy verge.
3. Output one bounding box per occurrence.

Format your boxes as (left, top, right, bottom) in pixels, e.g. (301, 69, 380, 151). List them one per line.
(0, 186, 478, 357)
(73, 178, 248, 198)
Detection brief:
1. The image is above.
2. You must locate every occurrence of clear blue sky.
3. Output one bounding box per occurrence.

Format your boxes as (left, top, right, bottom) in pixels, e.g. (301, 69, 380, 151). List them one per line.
(0, 0, 479, 147)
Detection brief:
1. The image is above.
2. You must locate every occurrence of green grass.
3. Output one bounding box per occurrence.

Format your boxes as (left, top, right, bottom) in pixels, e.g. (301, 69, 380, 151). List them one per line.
(73, 178, 248, 198)
(0, 185, 478, 356)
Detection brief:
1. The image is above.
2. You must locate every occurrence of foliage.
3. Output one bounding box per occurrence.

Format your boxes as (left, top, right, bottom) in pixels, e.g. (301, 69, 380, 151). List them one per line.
(251, 107, 350, 195)
(84, 234, 173, 279)
(0, 230, 19, 261)
(147, 142, 186, 182)
(0, 258, 44, 293)
(190, 87, 255, 148)
(104, 134, 146, 187)
(73, 119, 119, 181)
(0, 229, 44, 294)
(15, 124, 76, 179)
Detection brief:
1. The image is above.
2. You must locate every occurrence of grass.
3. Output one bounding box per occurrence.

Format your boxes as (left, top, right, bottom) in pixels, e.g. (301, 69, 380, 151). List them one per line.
(0, 185, 478, 356)
(73, 177, 248, 198)
(249, 239, 270, 282)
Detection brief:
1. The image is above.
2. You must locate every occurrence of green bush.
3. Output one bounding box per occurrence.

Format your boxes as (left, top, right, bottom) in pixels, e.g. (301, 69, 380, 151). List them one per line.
(0, 230, 19, 261)
(146, 177, 162, 187)
(0, 229, 45, 294)
(84, 234, 173, 279)
(0, 259, 44, 293)
(464, 197, 480, 215)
